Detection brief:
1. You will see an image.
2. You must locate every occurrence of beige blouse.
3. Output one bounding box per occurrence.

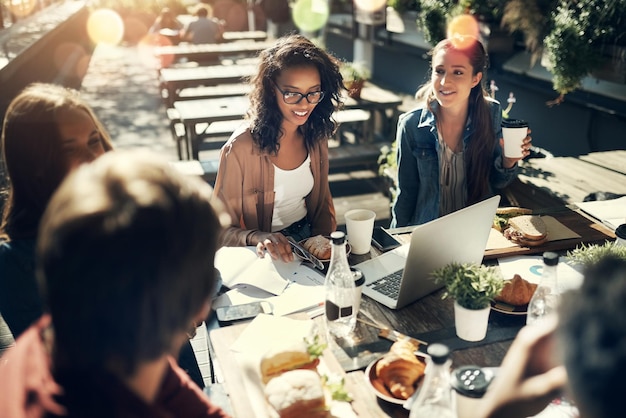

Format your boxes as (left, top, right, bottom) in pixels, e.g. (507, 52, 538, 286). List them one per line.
(438, 136, 467, 217)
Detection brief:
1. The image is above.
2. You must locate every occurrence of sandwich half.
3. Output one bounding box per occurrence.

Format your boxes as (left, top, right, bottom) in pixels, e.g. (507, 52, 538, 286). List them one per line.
(503, 215, 548, 247)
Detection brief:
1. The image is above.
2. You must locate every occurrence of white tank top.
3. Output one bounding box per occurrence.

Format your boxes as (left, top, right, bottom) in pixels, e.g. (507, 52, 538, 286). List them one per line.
(271, 154, 314, 232)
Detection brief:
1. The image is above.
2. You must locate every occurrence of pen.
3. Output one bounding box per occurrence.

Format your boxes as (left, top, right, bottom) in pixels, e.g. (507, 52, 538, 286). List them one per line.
(302, 301, 324, 312)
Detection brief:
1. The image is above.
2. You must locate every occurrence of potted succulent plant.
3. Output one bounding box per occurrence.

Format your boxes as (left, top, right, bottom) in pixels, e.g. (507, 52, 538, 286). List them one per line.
(566, 242, 626, 268)
(340, 61, 371, 99)
(431, 262, 504, 341)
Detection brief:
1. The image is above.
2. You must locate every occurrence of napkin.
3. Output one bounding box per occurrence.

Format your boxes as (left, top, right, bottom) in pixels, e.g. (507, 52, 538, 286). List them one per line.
(231, 315, 357, 418)
(231, 314, 317, 354)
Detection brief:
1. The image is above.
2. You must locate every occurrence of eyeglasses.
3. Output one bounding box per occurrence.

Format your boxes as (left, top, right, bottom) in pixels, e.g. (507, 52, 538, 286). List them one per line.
(273, 82, 325, 104)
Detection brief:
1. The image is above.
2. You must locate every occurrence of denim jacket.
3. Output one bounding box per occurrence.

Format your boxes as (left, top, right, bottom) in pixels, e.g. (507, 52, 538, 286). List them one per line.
(391, 100, 518, 227)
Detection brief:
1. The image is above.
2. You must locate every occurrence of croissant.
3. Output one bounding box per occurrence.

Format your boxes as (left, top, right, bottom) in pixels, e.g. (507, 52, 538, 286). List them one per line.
(303, 235, 332, 260)
(495, 274, 538, 306)
(375, 338, 425, 400)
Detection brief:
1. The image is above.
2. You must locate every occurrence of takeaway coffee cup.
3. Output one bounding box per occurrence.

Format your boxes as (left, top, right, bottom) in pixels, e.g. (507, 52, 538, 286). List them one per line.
(344, 209, 376, 255)
(501, 118, 529, 158)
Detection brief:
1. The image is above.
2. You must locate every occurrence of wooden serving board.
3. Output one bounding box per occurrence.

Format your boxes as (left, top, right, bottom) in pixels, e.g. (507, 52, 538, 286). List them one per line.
(484, 208, 615, 260)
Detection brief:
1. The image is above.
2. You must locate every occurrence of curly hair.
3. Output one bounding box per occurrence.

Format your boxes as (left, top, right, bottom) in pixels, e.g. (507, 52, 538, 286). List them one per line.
(247, 34, 344, 154)
(415, 38, 495, 204)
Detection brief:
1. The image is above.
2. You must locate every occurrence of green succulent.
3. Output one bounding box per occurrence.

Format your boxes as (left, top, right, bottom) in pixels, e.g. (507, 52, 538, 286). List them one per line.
(432, 262, 504, 310)
(566, 241, 626, 267)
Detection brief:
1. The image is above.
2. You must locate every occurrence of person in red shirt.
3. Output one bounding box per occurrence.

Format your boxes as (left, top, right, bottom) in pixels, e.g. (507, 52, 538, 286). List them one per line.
(0, 150, 230, 418)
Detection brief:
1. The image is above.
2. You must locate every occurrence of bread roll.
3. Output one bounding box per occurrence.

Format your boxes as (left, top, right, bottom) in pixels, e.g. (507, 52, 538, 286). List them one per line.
(493, 207, 533, 231)
(303, 235, 332, 260)
(495, 274, 538, 306)
(507, 215, 547, 240)
(375, 338, 425, 400)
(496, 207, 533, 216)
(260, 340, 319, 384)
(264, 369, 328, 418)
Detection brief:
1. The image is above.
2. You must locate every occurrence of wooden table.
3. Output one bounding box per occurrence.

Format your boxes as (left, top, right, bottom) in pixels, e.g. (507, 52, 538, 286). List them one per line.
(207, 209, 613, 417)
(159, 63, 257, 106)
(208, 245, 524, 418)
(222, 30, 268, 42)
(209, 288, 521, 417)
(154, 40, 273, 68)
(517, 151, 626, 205)
(174, 96, 250, 159)
(342, 82, 403, 142)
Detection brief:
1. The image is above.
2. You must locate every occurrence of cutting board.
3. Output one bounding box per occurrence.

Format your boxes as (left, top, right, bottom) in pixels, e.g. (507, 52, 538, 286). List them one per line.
(484, 208, 615, 260)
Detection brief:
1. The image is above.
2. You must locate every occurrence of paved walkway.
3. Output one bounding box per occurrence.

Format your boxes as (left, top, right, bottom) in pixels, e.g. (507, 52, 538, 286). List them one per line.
(80, 43, 178, 161)
(79, 42, 420, 163)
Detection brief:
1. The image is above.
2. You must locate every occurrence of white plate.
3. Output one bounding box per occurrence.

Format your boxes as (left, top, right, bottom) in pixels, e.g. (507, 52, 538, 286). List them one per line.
(491, 300, 528, 315)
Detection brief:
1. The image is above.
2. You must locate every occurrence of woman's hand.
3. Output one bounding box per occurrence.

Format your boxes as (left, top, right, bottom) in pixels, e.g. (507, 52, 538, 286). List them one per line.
(501, 129, 532, 169)
(253, 232, 294, 263)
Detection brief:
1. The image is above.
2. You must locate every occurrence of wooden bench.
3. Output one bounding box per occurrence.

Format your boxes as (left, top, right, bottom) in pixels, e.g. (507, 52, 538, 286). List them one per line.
(167, 107, 373, 160)
(189, 142, 390, 184)
(167, 108, 244, 159)
(333, 109, 371, 144)
(328, 142, 389, 172)
(176, 83, 251, 101)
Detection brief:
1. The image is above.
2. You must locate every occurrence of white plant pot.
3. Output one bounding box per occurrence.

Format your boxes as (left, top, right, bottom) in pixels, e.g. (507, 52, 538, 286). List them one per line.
(454, 301, 491, 342)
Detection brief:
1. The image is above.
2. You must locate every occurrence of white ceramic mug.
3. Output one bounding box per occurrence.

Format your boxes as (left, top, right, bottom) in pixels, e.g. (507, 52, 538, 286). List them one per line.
(501, 118, 529, 158)
(344, 209, 376, 255)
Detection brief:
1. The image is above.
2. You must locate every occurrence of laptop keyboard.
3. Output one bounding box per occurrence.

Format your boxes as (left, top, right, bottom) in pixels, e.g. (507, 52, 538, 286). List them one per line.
(368, 269, 403, 300)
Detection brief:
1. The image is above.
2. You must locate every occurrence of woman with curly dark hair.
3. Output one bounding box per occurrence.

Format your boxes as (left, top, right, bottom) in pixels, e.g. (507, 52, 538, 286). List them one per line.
(214, 34, 344, 262)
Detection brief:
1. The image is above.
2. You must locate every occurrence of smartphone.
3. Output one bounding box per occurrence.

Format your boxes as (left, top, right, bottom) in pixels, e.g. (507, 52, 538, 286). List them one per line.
(371, 226, 401, 251)
(215, 301, 273, 324)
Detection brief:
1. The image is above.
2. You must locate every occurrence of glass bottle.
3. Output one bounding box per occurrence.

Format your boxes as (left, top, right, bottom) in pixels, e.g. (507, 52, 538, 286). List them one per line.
(409, 343, 456, 418)
(324, 231, 356, 338)
(526, 251, 560, 325)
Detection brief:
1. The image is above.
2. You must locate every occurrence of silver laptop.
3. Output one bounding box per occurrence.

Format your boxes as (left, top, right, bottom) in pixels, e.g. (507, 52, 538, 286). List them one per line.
(357, 195, 500, 309)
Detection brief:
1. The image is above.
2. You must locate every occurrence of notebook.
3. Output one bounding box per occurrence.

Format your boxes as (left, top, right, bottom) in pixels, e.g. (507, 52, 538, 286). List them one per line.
(356, 195, 500, 309)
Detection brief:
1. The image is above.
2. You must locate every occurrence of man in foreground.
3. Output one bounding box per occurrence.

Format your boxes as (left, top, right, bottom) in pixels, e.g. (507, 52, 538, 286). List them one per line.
(0, 151, 230, 417)
(481, 255, 626, 418)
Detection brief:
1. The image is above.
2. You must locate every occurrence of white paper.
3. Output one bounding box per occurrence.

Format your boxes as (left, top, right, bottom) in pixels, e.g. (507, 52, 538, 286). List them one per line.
(497, 256, 584, 292)
(577, 196, 626, 230)
(215, 246, 294, 295)
(213, 262, 326, 316)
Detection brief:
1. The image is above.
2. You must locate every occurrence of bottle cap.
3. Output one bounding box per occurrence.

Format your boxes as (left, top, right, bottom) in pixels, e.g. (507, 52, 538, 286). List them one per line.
(330, 231, 346, 244)
(543, 251, 559, 266)
(451, 365, 493, 398)
(427, 343, 450, 364)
